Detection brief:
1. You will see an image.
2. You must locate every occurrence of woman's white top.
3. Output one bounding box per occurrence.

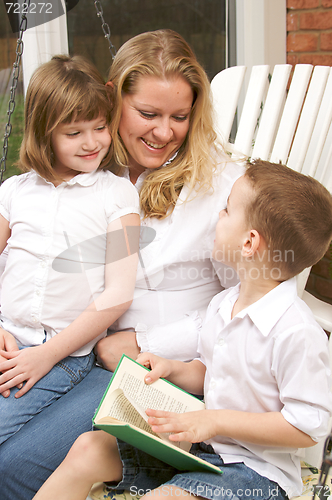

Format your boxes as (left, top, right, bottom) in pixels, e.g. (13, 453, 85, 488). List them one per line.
(0, 169, 139, 356)
(114, 159, 244, 360)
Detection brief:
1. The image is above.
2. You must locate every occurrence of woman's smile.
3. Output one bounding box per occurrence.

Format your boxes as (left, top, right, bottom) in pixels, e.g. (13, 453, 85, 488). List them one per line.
(119, 75, 193, 183)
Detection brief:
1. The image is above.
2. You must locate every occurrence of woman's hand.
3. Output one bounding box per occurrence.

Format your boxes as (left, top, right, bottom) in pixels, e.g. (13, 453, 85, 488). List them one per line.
(146, 408, 217, 444)
(0, 327, 22, 397)
(0, 344, 55, 398)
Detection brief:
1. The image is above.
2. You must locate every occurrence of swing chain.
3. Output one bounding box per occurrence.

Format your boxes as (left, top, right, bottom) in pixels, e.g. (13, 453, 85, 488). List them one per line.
(0, 3, 30, 185)
(94, 1, 117, 60)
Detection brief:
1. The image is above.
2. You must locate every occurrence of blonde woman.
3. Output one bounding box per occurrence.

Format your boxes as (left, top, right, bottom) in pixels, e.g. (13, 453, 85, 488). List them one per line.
(0, 30, 243, 499)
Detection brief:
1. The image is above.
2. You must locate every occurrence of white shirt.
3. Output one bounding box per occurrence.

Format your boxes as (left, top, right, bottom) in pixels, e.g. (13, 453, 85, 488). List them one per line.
(0, 169, 139, 356)
(198, 278, 332, 497)
(114, 159, 244, 361)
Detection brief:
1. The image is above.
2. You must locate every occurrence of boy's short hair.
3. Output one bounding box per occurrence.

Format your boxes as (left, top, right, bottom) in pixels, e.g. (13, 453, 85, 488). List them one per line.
(245, 159, 332, 278)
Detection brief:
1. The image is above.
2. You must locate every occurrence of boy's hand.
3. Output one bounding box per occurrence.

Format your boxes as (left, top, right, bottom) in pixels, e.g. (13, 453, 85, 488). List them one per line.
(0, 345, 55, 398)
(0, 327, 23, 398)
(146, 408, 218, 444)
(136, 352, 173, 384)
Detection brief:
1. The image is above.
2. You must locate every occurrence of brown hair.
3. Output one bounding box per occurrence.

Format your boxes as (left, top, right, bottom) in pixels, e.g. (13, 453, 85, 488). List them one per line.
(245, 159, 332, 278)
(19, 54, 114, 183)
(108, 29, 223, 219)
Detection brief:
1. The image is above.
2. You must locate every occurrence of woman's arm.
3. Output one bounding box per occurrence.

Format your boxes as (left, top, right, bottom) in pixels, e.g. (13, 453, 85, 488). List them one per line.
(96, 311, 202, 372)
(0, 213, 140, 397)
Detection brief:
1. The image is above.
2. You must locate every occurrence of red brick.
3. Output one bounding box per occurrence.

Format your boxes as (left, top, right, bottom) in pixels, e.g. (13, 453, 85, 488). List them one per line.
(287, 13, 299, 31)
(287, 53, 299, 65)
(321, 32, 332, 50)
(315, 277, 332, 300)
(300, 12, 332, 30)
(322, 0, 332, 7)
(298, 53, 332, 64)
(287, 33, 318, 51)
(287, 0, 320, 8)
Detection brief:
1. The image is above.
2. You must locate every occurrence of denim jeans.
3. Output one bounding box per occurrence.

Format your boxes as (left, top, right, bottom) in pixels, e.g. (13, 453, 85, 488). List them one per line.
(0, 362, 112, 500)
(0, 349, 95, 445)
(113, 442, 288, 500)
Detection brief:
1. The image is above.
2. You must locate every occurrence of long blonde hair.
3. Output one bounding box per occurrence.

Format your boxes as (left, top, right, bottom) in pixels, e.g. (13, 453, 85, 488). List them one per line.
(108, 29, 222, 219)
(19, 55, 114, 183)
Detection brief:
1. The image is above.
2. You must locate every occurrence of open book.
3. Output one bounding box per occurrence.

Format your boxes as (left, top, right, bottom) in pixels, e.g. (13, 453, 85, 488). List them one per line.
(93, 354, 221, 474)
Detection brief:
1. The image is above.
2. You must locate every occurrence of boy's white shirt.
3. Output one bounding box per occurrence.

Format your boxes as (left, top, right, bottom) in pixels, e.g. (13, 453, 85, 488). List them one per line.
(198, 277, 332, 498)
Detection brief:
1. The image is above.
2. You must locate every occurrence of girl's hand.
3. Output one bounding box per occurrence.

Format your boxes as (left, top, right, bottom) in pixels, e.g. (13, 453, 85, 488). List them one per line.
(0, 345, 55, 398)
(146, 408, 218, 444)
(0, 327, 22, 398)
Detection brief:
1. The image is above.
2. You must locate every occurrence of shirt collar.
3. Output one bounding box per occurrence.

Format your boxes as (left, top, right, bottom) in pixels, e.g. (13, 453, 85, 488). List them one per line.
(218, 277, 298, 337)
(34, 169, 101, 187)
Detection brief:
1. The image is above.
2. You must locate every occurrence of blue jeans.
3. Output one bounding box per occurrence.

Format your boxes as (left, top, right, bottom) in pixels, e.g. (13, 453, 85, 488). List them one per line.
(0, 350, 95, 445)
(0, 359, 111, 499)
(114, 441, 288, 500)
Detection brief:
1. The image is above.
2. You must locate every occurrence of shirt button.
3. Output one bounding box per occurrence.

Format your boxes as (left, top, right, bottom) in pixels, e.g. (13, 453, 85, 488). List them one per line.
(218, 337, 225, 346)
(210, 380, 216, 390)
(31, 316, 37, 323)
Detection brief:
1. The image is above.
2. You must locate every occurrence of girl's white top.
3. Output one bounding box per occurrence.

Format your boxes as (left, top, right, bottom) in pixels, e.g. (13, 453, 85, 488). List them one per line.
(0, 169, 139, 356)
(115, 159, 244, 361)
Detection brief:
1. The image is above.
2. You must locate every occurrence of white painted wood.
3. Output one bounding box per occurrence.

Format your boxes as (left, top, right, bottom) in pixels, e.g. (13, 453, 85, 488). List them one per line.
(22, 0, 69, 95)
(302, 68, 332, 178)
(270, 65, 313, 164)
(234, 65, 270, 156)
(210, 66, 246, 143)
(288, 66, 330, 173)
(252, 64, 292, 160)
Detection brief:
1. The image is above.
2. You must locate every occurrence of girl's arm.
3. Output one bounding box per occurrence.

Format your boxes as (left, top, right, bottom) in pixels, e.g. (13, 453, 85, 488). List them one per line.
(0, 213, 140, 397)
(0, 214, 21, 397)
(146, 408, 316, 449)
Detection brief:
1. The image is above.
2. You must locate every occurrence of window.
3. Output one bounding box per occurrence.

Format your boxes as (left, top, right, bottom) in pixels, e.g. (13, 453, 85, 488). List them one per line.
(67, 0, 227, 81)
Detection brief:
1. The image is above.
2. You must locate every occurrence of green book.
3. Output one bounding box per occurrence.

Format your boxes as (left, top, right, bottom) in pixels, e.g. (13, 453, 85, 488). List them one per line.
(93, 354, 222, 474)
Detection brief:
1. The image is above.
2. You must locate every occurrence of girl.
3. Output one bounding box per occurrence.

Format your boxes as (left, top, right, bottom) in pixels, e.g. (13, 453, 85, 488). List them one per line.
(0, 55, 140, 444)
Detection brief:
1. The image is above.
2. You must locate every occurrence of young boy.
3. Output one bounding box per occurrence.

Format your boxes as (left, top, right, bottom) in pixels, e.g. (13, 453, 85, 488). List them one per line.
(33, 160, 332, 500)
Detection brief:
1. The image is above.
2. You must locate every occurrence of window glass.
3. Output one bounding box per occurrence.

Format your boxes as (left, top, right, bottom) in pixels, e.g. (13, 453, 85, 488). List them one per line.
(67, 0, 226, 81)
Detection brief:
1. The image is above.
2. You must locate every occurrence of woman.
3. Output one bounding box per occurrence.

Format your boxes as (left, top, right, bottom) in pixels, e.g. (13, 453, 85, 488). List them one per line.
(0, 29, 243, 499)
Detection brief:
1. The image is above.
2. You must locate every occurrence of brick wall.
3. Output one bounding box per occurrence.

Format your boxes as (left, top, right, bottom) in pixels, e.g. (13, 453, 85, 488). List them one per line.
(287, 0, 332, 305)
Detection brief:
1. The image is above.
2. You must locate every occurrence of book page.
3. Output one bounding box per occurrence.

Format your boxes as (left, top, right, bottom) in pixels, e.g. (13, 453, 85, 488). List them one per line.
(96, 356, 204, 452)
(103, 356, 205, 416)
(103, 388, 159, 437)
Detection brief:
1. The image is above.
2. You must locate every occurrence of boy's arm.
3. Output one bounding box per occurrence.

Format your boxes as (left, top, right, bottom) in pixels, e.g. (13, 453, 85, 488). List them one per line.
(137, 352, 206, 396)
(146, 408, 316, 449)
(0, 213, 140, 397)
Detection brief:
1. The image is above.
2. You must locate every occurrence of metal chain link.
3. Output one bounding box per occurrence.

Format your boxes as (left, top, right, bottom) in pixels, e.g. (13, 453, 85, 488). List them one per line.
(0, 2, 30, 185)
(94, 1, 117, 60)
